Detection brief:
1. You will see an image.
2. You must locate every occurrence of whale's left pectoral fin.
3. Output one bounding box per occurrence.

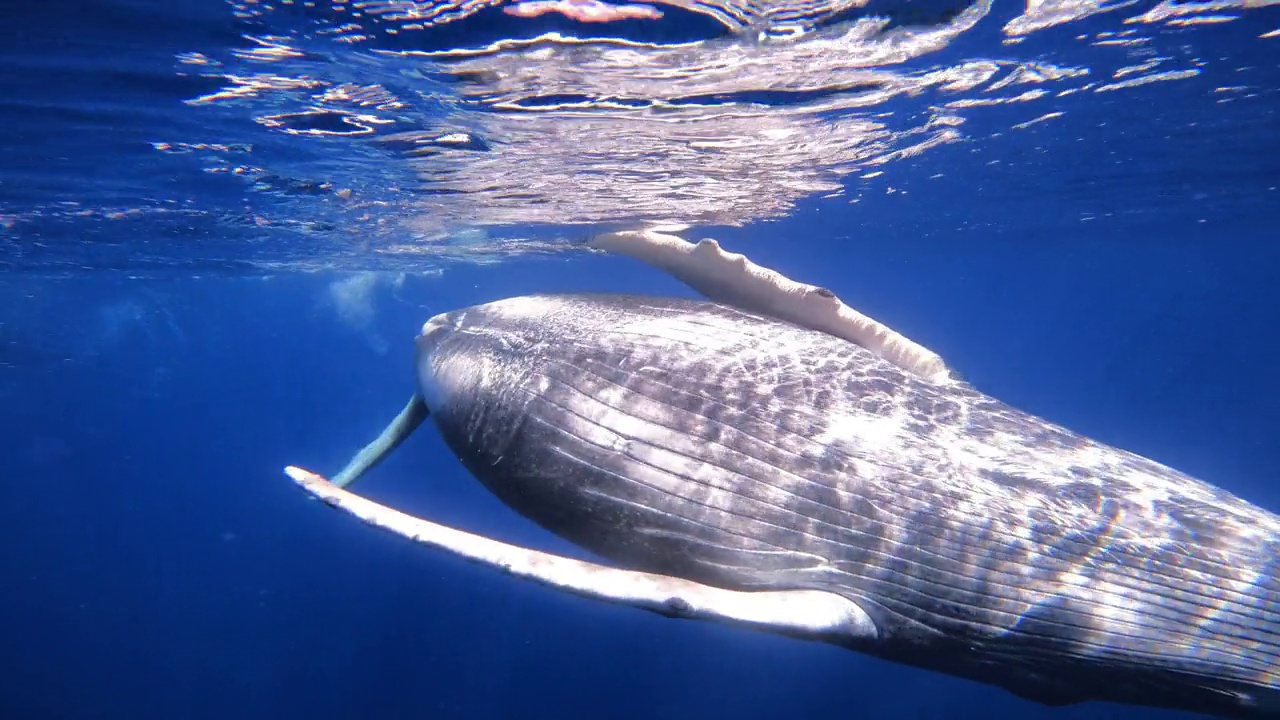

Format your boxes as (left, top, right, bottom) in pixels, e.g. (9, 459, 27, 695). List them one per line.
(284, 465, 879, 645)
(330, 394, 430, 489)
(589, 229, 955, 385)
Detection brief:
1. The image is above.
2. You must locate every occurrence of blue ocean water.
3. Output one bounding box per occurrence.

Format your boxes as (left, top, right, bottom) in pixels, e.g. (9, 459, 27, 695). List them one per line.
(2, 0, 1279, 718)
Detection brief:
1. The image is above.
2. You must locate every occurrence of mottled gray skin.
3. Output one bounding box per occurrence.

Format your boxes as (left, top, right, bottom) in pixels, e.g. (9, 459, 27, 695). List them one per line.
(416, 292, 1280, 718)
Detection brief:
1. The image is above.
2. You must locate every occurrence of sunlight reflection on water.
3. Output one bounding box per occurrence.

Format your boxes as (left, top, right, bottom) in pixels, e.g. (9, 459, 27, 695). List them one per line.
(179, 0, 1278, 254)
(2, 0, 1276, 272)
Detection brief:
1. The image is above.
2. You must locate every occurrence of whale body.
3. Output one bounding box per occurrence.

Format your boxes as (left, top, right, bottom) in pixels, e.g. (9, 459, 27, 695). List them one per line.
(406, 291, 1280, 718)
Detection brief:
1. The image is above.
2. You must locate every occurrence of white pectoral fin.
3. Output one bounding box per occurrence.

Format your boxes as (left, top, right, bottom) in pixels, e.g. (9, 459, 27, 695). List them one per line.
(284, 465, 878, 643)
(589, 229, 954, 385)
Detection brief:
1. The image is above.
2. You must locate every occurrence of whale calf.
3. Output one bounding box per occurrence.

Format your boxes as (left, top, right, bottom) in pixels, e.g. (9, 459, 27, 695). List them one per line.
(287, 231, 1280, 718)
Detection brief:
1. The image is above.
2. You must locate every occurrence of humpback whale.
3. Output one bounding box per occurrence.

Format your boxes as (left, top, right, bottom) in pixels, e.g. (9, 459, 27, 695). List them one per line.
(286, 230, 1280, 718)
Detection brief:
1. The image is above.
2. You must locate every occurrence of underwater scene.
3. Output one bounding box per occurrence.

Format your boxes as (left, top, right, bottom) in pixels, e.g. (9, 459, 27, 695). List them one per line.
(2, 0, 1280, 718)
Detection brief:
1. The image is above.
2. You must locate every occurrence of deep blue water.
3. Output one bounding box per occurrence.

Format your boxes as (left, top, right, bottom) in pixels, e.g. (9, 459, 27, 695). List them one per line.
(3, 0, 1280, 718)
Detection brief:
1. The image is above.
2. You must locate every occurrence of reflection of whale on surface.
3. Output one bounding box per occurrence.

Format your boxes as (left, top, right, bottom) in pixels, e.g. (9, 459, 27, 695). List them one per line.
(287, 230, 1280, 719)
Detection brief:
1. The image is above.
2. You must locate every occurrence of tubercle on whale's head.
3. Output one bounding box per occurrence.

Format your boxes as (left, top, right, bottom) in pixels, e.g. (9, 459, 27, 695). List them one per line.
(418, 310, 459, 341)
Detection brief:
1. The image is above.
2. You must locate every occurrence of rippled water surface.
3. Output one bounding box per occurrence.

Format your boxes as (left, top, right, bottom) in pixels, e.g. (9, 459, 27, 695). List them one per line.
(2, 0, 1276, 272)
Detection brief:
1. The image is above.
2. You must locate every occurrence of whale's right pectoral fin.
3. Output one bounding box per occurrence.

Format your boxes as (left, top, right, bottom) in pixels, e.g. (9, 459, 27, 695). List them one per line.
(285, 465, 880, 645)
(589, 228, 955, 385)
(330, 394, 430, 489)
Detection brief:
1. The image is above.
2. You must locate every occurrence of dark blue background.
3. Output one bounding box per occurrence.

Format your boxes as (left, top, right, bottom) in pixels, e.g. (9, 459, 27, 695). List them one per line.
(2, 1, 1280, 719)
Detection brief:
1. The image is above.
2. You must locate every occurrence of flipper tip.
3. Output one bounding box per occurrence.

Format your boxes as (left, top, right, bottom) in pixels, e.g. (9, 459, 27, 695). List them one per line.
(284, 465, 330, 487)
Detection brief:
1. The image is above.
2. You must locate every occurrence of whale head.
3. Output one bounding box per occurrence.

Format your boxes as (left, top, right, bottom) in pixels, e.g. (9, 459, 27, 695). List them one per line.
(413, 294, 587, 418)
